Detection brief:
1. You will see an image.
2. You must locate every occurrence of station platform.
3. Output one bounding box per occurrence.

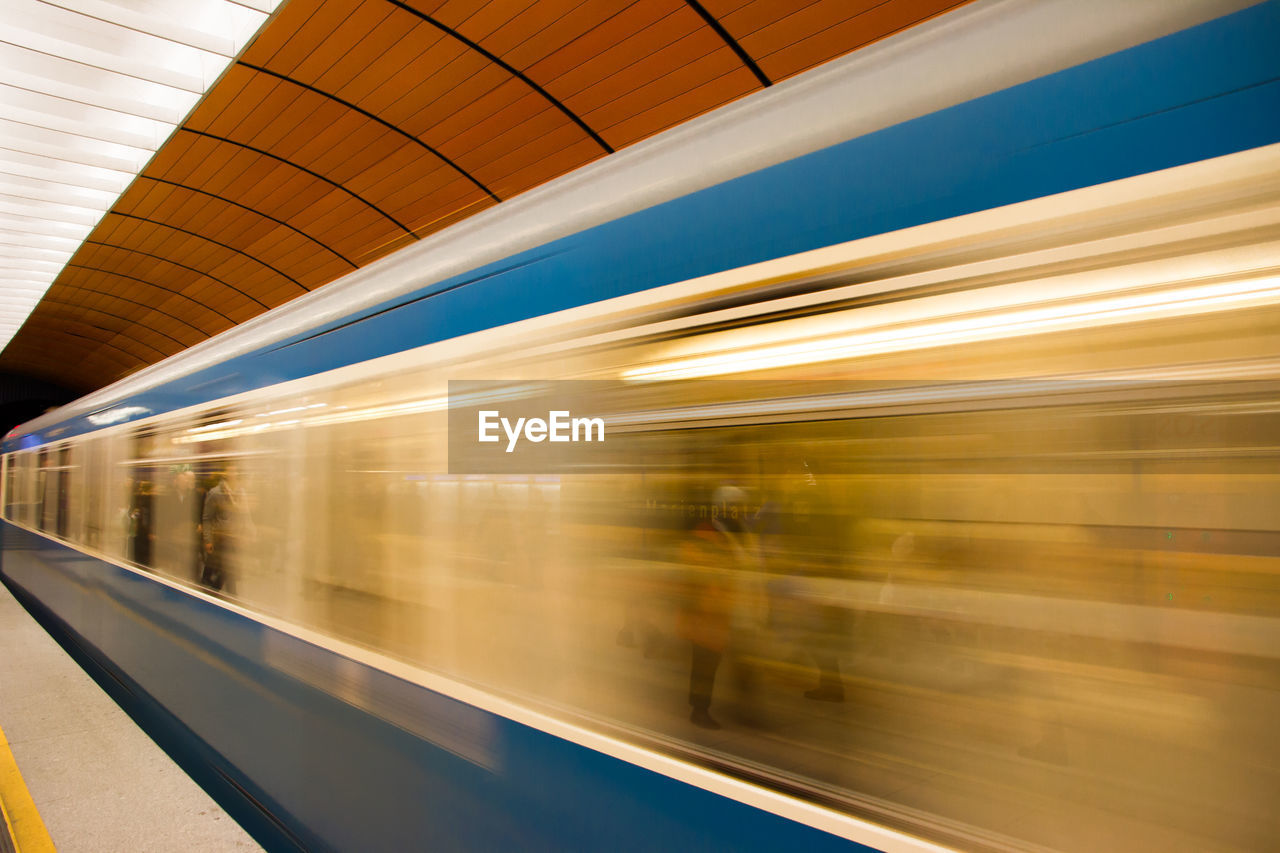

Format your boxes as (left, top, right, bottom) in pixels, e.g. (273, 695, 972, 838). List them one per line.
(0, 579, 260, 853)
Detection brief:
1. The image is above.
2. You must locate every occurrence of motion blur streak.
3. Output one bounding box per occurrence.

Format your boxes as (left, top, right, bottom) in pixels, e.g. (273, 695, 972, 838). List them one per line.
(4, 2, 1280, 846)
(7, 139, 1280, 851)
(622, 274, 1280, 380)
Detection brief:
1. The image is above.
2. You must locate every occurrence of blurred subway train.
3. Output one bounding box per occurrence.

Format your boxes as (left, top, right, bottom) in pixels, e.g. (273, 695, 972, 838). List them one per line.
(3, 2, 1280, 851)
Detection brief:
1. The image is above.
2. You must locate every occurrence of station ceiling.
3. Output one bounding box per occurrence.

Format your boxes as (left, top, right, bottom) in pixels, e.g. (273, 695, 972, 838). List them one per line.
(3, 0, 969, 395)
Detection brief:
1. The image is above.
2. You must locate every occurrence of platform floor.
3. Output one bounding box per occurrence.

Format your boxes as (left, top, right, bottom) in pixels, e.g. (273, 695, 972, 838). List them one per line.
(0, 579, 260, 853)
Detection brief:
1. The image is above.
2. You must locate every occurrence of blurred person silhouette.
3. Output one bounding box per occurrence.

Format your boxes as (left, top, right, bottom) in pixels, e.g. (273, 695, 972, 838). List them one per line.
(128, 475, 155, 567)
(202, 464, 253, 594)
(158, 466, 203, 583)
(677, 522, 734, 730)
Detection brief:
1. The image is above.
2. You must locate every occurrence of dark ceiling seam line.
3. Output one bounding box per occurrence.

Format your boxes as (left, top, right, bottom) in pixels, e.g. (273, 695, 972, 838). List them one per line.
(25, 340, 133, 375)
(108, 211, 295, 303)
(70, 254, 238, 323)
(179, 127, 417, 236)
(31, 318, 164, 360)
(139, 175, 360, 268)
(53, 282, 212, 338)
(36, 297, 189, 349)
(683, 0, 771, 87)
(491, 0, 611, 79)
(382, 0, 615, 154)
(237, 61, 501, 204)
(57, 339, 137, 372)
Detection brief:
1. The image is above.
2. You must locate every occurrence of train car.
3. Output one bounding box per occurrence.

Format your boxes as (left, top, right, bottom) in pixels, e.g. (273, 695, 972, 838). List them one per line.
(4, 1, 1279, 850)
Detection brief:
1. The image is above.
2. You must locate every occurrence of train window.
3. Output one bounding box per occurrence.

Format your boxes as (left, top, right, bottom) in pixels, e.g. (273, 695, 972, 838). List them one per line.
(121, 429, 159, 567)
(3, 454, 14, 521)
(80, 438, 106, 550)
(33, 446, 75, 538)
(19, 451, 37, 528)
(122, 405, 296, 602)
(35, 448, 49, 532)
(55, 445, 73, 539)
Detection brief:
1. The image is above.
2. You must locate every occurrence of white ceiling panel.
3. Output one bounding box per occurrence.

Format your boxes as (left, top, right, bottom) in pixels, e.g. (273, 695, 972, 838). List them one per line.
(0, 0, 281, 354)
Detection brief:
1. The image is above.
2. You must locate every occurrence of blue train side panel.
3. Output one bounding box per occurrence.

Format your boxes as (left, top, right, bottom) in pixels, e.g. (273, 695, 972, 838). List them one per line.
(0, 524, 874, 853)
(11, 0, 1280, 450)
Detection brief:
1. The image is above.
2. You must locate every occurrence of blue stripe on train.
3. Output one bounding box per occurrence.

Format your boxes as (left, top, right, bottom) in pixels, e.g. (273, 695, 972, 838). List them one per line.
(0, 523, 874, 852)
(11, 0, 1280, 449)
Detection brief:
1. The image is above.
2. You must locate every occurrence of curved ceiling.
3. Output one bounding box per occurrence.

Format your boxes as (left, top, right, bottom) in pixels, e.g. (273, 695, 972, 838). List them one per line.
(2, 0, 970, 394)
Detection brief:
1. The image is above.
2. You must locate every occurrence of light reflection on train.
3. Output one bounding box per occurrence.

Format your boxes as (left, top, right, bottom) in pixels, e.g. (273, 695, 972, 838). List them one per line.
(7, 297, 1279, 852)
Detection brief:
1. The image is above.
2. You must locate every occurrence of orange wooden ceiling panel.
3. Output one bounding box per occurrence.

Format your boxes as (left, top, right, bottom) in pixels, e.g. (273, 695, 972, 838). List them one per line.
(229, 88, 342, 157)
(750, 0, 968, 81)
(337, 33, 461, 119)
(555, 24, 733, 126)
(230, 170, 372, 244)
(22, 315, 155, 362)
(236, 168, 344, 226)
(57, 277, 215, 339)
(385, 178, 490, 234)
(601, 66, 758, 148)
(72, 246, 201, 302)
(299, 194, 403, 255)
(233, 0, 330, 69)
(284, 108, 402, 183)
(736, 0, 883, 58)
(428, 90, 565, 171)
(550, 4, 708, 105)
(261, 0, 371, 76)
(484, 135, 601, 201)
(442, 97, 578, 176)
(378, 49, 503, 135)
(576, 39, 748, 135)
(429, 0, 540, 44)
(338, 27, 466, 121)
(183, 68, 274, 138)
(474, 123, 599, 195)
(345, 160, 457, 224)
(4, 0, 973, 393)
(308, 14, 414, 96)
(72, 251, 223, 320)
(93, 233, 272, 319)
(102, 217, 277, 292)
(34, 304, 173, 358)
(287, 3, 397, 85)
(478, 0, 628, 72)
(328, 24, 437, 105)
(399, 68, 531, 145)
(706, 0, 820, 51)
(152, 135, 237, 189)
(527, 3, 685, 95)
(458, 108, 586, 187)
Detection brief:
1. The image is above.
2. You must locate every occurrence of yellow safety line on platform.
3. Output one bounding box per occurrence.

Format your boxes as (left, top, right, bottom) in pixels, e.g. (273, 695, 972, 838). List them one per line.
(0, 724, 55, 853)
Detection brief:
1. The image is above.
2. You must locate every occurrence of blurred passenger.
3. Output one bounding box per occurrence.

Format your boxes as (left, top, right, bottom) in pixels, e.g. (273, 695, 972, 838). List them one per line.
(128, 475, 154, 566)
(157, 466, 203, 583)
(678, 523, 734, 730)
(202, 465, 252, 594)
